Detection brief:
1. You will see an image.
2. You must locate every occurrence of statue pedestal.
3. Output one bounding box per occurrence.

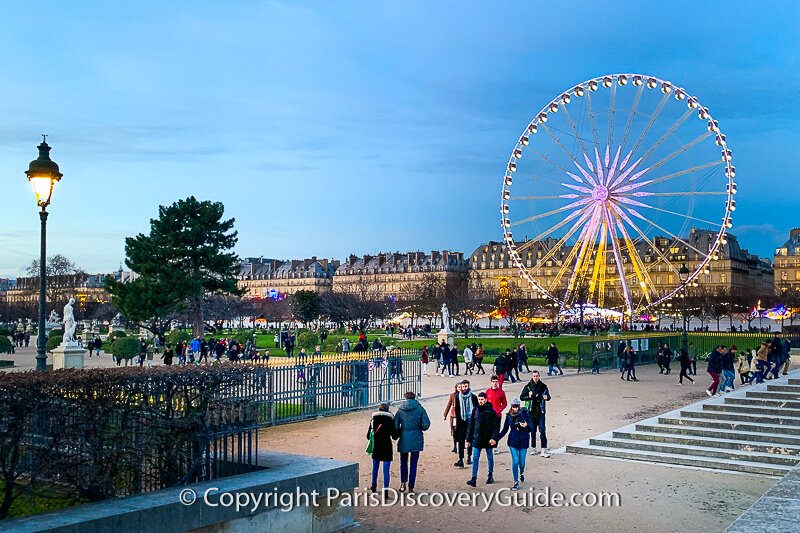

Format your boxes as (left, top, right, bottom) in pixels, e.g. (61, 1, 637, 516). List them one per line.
(52, 342, 86, 370)
(437, 329, 454, 346)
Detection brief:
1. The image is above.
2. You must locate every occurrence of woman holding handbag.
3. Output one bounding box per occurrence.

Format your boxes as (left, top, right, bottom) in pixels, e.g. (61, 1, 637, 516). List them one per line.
(366, 403, 396, 492)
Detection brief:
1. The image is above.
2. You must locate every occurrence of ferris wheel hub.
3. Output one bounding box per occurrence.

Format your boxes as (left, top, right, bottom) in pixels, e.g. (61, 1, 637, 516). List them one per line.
(592, 185, 609, 202)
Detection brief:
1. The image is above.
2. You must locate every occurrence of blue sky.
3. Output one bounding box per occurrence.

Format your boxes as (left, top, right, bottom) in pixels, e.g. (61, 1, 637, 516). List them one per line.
(0, 1, 798, 276)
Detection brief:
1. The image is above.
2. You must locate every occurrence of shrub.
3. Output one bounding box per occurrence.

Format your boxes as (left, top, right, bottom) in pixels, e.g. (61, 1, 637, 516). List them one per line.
(49, 329, 64, 338)
(46, 335, 63, 353)
(296, 331, 319, 351)
(232, 331, 253, 346)
(111, 337, 140, 360)
(0, 336, 11, 354)
(109, 330, 128, 341)
(166, 330, 192, 346)
(0, 328, 12, 337)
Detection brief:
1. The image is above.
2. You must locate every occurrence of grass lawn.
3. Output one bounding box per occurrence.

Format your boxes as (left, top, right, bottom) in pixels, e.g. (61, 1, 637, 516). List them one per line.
(0, 481, 82, 519)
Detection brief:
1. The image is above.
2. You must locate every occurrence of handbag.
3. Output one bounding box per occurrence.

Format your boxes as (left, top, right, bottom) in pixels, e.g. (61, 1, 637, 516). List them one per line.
(366, 422, 380, 454)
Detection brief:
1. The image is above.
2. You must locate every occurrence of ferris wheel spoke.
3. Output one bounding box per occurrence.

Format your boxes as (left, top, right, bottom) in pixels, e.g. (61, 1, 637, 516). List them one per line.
(554, 205, 602, 295)
(561, 104, 589, 156)
(541, 123, 585, 169)
(625, 209, 709, 257)
(526, 208, 596, 270)
(618, 199, 721, 227)
(609, 210, 655, 304)
(648, 131, 714, 171)
(619, 84, 644, 154)
(585, 91, 601, 150)
(510, 198, 592, 227)
(513, 207, 593, 254)
(644, 160, 725, 187)
(638, 107, 695, 165)
(604, 206, 634, 314)
(608, 82, 616, 149)
(509, 195, 580, 201)
(626, 190, 727, 197)
(526, 146, 575, 177)
(629, 92, 670, 159)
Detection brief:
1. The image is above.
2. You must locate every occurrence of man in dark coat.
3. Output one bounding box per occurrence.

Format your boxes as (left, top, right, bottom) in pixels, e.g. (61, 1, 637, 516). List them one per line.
(519, 370, 552, 457)
(493, 351, 509, 388)
(466, 392, 500, 487)
(547, 343, 563, 375)
(367, 403, 396, 492)
(453, 380, 478, 468)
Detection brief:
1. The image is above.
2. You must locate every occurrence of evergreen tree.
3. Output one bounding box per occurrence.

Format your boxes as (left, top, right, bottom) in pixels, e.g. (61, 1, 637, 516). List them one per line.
(106, 196, 241, 336)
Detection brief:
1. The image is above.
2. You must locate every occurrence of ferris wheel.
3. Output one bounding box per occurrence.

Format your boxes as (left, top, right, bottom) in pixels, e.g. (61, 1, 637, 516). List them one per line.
(500, 74, 736, 316)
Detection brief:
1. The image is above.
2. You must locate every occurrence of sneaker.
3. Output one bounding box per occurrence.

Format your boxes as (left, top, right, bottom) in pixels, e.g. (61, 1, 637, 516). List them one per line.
(706, 390, 712, 397)
(541, 449, 550, 458)
(512, 482, 519, 491)
(454, 460, 464, 468)
(677, 382, 683, 386)
(531, 449, 538, 456)
(466, 478, 476, 487)
(725, 387, 733, 392)
(466, 458, 472, 465)
(400, 483, 407, 492)
(486, 474, 494, 484)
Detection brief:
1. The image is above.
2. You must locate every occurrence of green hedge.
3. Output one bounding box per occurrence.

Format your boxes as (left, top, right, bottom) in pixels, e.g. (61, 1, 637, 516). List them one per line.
(46, 335, 63, 352)
(111, 337, 140, 360)
(0, 336, 12, 353)
(166, 330, 192, 346)
(109, 331, 128, 341)
(296, 331, 319, 351)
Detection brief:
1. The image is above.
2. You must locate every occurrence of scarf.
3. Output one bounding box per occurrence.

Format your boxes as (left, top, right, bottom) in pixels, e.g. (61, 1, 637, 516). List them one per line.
(459, 389, 474, 421)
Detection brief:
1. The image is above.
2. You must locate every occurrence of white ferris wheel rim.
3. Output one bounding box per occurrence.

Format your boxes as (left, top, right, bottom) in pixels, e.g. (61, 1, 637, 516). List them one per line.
(500, 73, 736, 315)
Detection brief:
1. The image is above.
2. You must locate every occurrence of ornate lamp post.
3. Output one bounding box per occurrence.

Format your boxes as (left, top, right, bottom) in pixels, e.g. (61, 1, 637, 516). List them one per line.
(678, 263, 690, 353)
(26, 136, 63, 372)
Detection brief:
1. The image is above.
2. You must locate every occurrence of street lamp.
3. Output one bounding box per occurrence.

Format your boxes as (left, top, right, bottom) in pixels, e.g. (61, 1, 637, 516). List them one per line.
(678, 263, 690, 353)
(26, 135, 63, 372)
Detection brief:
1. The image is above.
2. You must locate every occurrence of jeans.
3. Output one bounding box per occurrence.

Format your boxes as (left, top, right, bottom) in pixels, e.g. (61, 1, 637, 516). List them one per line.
(754, 360, 767, 383)
(508, 446, 527, 483)
(721, 369, 735, 391)
(531, 414, 548, 449)
(707, 371, 720, 395)
(400, 452, 420, 489)
(471, 447, 494, 479)
(371, 460, 390, 489)
(548, 363, 562, 375)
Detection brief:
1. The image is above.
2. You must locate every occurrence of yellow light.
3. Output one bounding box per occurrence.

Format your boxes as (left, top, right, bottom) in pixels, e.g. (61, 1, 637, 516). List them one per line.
(29, 176, 56, 207)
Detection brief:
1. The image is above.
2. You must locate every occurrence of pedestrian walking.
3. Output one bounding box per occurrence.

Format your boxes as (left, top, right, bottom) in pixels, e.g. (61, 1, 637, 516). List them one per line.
(688, 342, 697, 375)
(782, 338, 792, 375)
(677, 348, 694, 385)
(443, 383, 460, 453)
(591, 348, 601, 374)
(465, 392, 500, 487)
(497, 397, 531, 490)
(474, 344, 486, 375)
(394, 391, 430, 493)
(367, 403, 396, 492)
(737, 348, 751, 385)
(623, 345, 638, 381)
(453, 380, 478, 468)
(662, 344, 673, 375)
(520, 370, 551, 457)
(720, 345, 737, 393)
(518, 343, 531, 373)
(706, 345, 723, 397)
(421, 345, 429, 376)
(493, 351, 509, 389)
(547, 343, 563, 376)
(485, 376, 508, 419)
(463, 344, 474, 376)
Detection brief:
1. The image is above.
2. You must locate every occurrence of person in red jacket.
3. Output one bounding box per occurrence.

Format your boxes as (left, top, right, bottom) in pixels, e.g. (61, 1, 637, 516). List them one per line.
(484, 376, 507, 418)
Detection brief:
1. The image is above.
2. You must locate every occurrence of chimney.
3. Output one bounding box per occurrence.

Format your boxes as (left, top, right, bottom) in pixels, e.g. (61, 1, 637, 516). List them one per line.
(791, 228, 800, 239)
(348, 254, 356, 267)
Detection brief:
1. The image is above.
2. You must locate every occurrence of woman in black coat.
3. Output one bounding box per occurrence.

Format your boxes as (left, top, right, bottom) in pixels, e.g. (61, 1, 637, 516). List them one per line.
(367, 403, 397, 492)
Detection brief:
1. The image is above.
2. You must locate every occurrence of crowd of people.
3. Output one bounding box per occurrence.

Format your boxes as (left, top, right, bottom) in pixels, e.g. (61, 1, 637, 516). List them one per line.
(705, 333, 792, 396)
(365, 365, 555, 493)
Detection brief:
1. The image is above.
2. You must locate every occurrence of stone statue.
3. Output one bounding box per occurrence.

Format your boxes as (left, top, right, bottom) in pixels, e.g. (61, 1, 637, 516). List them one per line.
(441, 303, 450, 331)
(63, 297, 77, 344)
(111, 313, 123, 327)
(48, 310, 61, 325)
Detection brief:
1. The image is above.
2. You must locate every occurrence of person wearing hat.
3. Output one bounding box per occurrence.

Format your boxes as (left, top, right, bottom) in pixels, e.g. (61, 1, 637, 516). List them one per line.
(497, 397, 532, 490)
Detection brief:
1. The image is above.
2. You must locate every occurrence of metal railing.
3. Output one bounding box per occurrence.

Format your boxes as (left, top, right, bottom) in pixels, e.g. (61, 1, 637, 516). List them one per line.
(229, 355, 422, 426)
(577, 334, 683, 372)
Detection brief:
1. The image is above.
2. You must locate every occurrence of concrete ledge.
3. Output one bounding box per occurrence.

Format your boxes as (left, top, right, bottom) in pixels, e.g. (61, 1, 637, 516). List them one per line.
(4, 452, 358, 533)
(725, 463, 800, 532)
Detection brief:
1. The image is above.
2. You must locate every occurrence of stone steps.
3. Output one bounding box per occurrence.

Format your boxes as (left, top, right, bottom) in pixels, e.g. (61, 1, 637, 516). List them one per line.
(725, 397, 800, 410)
(636, 423, 800, 446)
(567, 370, 800, 477)
(703, 403, 800, 418)
(565, 444, 791, 478)
(745, 391, 800, 401)
(612, 430, 800, 455)
(587, 438, 799, 466)
(658, 416, 800, 436)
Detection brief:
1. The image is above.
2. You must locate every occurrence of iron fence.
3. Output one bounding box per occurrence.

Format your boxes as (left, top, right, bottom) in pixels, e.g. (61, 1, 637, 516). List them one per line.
(577, 334, 682, 372)
(232, 355, 422, 426)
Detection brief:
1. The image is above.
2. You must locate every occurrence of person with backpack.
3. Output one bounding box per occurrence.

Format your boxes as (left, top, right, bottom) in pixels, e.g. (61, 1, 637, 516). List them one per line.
(394, 391, 430, 493)
(366, 403, 396, 492)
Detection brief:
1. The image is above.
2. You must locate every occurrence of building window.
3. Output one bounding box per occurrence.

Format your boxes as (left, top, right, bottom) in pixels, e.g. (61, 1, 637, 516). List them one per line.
(796, 271, 800, 281)
(720, 274, 726, 284)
